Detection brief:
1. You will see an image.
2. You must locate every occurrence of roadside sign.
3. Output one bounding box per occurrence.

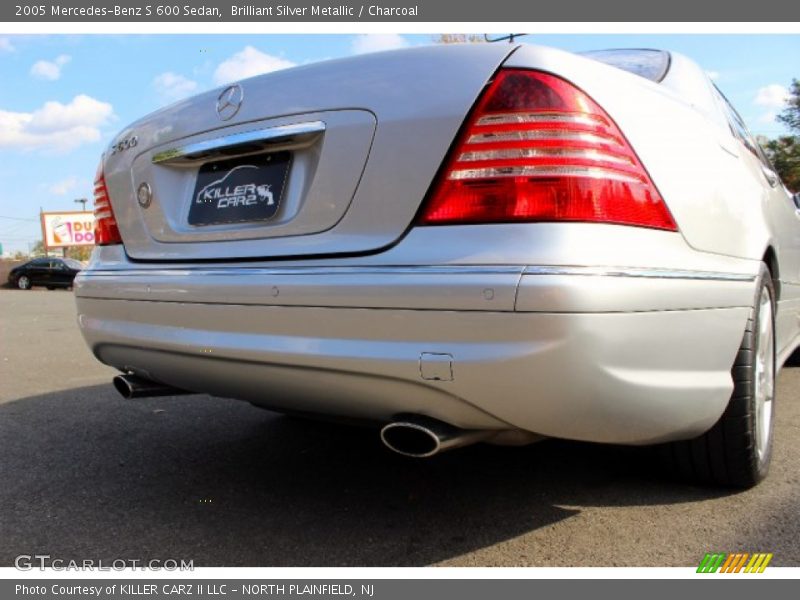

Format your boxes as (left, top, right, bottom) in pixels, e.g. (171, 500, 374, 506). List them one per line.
(41, 211, 95, 249)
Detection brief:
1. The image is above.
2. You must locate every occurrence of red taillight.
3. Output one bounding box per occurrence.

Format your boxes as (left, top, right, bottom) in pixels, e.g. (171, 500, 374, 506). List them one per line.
(93, 161, 121, 245)
(418, 69, 677, 231)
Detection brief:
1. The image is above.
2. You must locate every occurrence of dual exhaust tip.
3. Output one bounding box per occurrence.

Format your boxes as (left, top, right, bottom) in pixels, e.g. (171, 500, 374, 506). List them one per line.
(380, 414, 493, 458)
(112, 374, 190, 399)
(113, 375, 488, 458)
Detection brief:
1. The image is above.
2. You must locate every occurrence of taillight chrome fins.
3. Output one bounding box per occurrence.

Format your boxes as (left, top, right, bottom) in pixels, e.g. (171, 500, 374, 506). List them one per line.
(418, 69, 677, 231)
(93, 160, 122, 245)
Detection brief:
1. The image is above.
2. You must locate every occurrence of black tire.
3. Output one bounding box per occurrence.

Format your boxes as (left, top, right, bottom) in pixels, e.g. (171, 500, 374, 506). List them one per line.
(659, 264, 776, 488)
(16, 275, 31, 290)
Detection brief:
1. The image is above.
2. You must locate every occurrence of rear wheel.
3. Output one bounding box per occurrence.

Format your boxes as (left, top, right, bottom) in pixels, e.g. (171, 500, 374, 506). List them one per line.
(17, 275, 31, 290)
(661, 264, 775, 488)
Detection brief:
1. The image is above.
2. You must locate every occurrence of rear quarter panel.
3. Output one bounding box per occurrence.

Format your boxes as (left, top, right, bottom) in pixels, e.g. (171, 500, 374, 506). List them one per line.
(504, 45, 773, 262)
(506, 45, 800, 359)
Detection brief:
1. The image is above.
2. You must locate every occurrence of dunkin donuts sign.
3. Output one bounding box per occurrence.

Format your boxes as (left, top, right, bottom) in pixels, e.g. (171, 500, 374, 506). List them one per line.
(42, 212, 96, 248)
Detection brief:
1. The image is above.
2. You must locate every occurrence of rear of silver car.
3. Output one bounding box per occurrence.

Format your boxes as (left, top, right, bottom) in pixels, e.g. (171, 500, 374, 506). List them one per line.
(76, 43, 786, 486)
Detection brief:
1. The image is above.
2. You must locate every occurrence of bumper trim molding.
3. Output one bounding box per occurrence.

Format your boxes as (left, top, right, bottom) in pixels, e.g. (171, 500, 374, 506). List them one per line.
(79, 264, 754, 282)
(523, 265, 756, 282)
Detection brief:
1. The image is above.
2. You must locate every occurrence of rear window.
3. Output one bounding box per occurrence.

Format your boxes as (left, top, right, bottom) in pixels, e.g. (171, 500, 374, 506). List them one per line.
(579, 49, 671, 82)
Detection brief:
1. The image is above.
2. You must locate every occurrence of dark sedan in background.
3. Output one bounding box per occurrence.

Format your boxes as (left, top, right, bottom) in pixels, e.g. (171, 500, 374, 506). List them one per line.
(7, 257, 83, 290)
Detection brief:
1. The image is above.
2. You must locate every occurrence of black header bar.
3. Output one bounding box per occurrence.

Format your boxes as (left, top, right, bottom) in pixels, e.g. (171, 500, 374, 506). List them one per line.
(3, 1, 800, 22)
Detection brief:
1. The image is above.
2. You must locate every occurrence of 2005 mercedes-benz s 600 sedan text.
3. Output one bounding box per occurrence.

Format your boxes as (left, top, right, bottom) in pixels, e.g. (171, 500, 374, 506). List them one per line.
(75, 44, 800, 487)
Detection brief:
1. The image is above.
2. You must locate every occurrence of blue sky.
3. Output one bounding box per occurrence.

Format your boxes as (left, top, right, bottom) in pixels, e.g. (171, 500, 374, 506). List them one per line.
(0, 33, 798, 255)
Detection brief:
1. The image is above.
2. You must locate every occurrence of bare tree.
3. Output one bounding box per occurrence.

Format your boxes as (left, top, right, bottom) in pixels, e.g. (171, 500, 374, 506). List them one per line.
(432, 34, 485, 44)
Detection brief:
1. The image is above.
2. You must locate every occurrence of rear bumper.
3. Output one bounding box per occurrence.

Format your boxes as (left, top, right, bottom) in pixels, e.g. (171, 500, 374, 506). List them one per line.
(75, 263, 755, 444)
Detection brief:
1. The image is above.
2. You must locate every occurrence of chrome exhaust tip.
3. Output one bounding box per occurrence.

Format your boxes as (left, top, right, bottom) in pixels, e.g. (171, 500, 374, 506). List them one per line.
(112, 374, 190, 399)
(380, 415, 493, 458)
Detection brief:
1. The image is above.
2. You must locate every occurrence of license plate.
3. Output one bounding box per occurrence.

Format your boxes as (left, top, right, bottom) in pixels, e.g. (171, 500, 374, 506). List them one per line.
(188, 152, 290, 226)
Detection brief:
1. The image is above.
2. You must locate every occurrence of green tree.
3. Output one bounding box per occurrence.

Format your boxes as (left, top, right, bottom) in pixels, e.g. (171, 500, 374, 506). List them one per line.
(763, 136, 800, 192)
(763, 80, 800, 192)
(777, 79, 800, 133)
(65, 246, 92, 262)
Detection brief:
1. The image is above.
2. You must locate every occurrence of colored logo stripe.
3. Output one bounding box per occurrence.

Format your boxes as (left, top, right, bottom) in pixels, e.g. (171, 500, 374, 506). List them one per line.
(745, 553, 773, 573)
(697, 553, 726, 573)
(697, 553, 773, 573)
(721, 553, 749, 573)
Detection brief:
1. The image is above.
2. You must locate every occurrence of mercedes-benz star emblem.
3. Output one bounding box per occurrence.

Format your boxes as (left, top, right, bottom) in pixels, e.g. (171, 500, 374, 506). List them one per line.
(216, 84, 244, 121)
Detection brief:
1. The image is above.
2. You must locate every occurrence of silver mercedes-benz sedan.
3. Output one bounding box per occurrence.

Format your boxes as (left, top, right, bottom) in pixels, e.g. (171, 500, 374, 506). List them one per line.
(76, 43, 799, 487)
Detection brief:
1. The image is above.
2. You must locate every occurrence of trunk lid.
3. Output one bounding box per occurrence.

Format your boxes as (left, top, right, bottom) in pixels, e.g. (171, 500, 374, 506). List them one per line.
(103, 44, 516, 261)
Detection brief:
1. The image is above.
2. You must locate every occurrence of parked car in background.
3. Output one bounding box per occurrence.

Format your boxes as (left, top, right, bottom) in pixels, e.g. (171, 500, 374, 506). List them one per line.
(9, 257, 83, 290)
(75, 44, 799, 487)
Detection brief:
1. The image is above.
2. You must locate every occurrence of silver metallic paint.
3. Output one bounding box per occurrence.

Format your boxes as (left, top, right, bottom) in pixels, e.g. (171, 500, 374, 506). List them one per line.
(76, 296, 750, 444)
(77, 44, 800, 445)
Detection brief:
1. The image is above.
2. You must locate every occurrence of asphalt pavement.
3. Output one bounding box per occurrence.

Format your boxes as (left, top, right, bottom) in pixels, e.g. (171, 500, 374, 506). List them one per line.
(1, 289, 798, 567)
